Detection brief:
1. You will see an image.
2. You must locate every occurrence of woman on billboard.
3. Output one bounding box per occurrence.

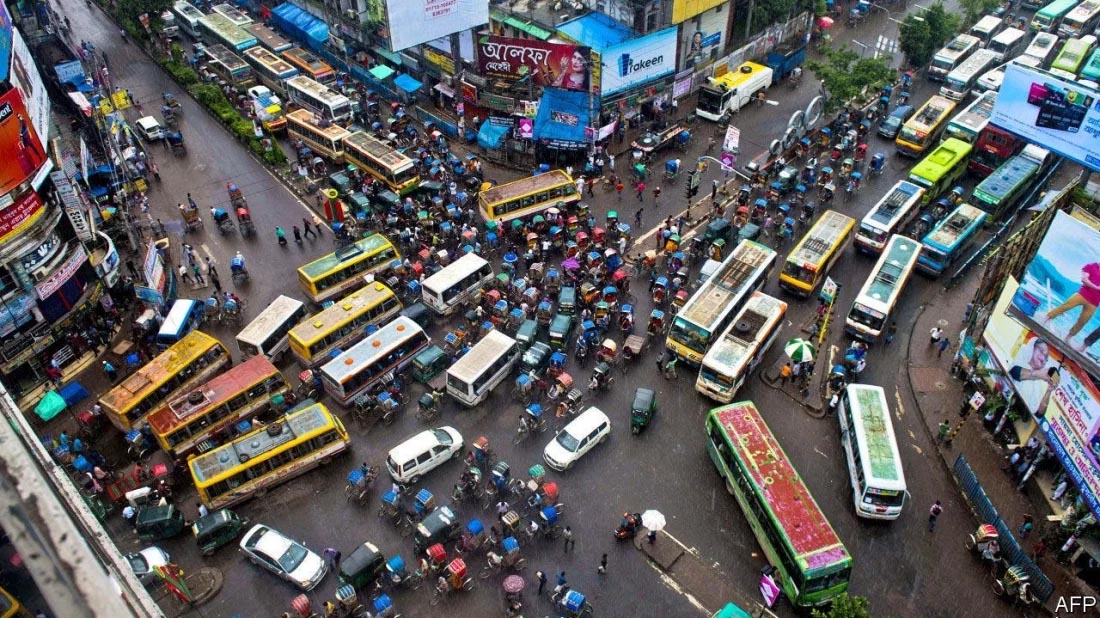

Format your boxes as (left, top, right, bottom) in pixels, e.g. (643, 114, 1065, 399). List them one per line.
(548, 49, 590, 91)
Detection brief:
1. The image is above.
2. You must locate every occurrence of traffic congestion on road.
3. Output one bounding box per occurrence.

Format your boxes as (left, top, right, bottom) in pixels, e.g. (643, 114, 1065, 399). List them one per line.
(10, 0, 1100, 614)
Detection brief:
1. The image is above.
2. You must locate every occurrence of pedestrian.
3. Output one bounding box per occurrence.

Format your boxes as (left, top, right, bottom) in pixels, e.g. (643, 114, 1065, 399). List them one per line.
(563, 526, 575, 552)
(711, 179, 719, 202)
(322, 547, 341, 570)
(779, 362, 792, 385)
(636, 181, 645, 201)
(292, 225, 303, 244)
(191, 262, 205, 285)
(598, 553, 607, 574)
(653, 185, 662, 202)
(178, 264, 193, 285)
(312, 216, 326, 236)
(616, 181, 624, 201)
(535, 570, 547, 595)
(1031, 539, 1047, 562)
(126, 259, 139, 278)
(102, 360, 118, 383)
(187, 193, 198, 210)
(122, 504, 136, 522)
(197, 502, 209, 518)
(275, 226, 287, 245)
(938, 336, 950, 357)
(609, 153, 615, 171)
(1020, 514, 1034, 539)
(929, 327, 943, 345)
(763, 216, 773, 237)
(575, 177, 584, 195)
(210, 272, 222, 293)
(885, 322, 897, 345)
(496, 500, 510, 521)
(634, 208, 643, 226)
(936, 419, 951, 443)
(302, 217, 316, 239)
(556, 571, 567, 590)
(647, 529, 657, 543)
(928, 500, 943, 532)
(587, 177, 596, 197)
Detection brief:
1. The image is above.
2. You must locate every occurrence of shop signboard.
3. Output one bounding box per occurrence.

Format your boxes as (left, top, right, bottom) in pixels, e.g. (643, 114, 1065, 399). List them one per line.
(134, 285, 164, 306)
(93, 231, 121, 287)
(0, 293, 36, 338)
(480, 93, 515, 113)
(142, 241, 166, 293)
(35, 244, 87, 300)
(51, 171, 93, 242)
(19, 233, 61, 272)
(0, 88, 47, 196)
(477, 36, 591, 92)
(384, 0, 488, 52)
(422, 48, 455, 75)
(600, 28, 677, 97)
(673, 71, 692, 99)
(672, 0, 725, 23)
(0, 190, 44, 244)
(518, 117, 533, 139)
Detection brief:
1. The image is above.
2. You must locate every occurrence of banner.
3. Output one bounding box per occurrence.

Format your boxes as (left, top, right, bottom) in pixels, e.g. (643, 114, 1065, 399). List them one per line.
(0, 190, 44, 244)
(422, 48, 455, 75)
(12, 28, 49, 157)
(35, 244, 87, 300)
(599, 28, 678, 97)
(0, 88, 46, 195)
(477, 36, 591, 92)
(384, 0, 488, 52)
(0, 3, 12, 83)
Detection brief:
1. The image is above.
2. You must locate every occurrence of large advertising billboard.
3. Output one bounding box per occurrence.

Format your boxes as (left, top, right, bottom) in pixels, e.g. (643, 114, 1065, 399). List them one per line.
(0, 3, 12, 83)
(477, 36, 591, 92)
(1008, 211, 1100, 378)
(384, 0, 488, 52)
(11, 28, 50, 163)
(0, 88, 46, 195)
(672, 0, 725, 23)
(991, 64, 1100, 172)
(986, 278, 1100, 518)
(599, 28, 677, 97)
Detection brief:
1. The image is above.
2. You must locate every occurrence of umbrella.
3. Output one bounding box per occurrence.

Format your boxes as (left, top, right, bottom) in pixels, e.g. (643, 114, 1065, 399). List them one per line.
(503, 574, 525, 593)
(831, 364, 847, 377)
(784, 338, 817, 363)
(562, 258, 581, 271)
(818, 15, 834, 27)
(641, 510, 666, 531)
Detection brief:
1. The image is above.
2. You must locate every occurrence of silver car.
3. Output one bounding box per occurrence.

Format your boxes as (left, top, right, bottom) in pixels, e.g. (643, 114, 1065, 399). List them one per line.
(125, 546, 169, 587)
(239, 524, 327, 590)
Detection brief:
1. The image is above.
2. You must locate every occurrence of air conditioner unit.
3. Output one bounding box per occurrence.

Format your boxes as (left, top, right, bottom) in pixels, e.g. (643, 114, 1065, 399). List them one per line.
(31, 268, 48, 282)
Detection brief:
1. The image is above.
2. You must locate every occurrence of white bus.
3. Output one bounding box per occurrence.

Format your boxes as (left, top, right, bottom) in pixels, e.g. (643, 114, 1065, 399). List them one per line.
(941, 48, 1000, 100)
(235, 295, 307, 362)
(945, 90, 997, 143)
(928, 34, 981, 81)
(837, 384, 908, 520)
(1061, 0, 1100, 38)
(172, 0, 203, 39)
(285, 76, 353, 124)
(421, 253, 494, 316)
(987, 28, 1028, 62)
(696, 292, 787, 403)
(446, 330, 521, 407)
(1022, 32, 1061, 67)
(844, 235, 922, 341)
(211, 2, 252, 27)
(853, 181, 925, 254)
(319, 316, 430, 405)
(243, 46, 299, 97)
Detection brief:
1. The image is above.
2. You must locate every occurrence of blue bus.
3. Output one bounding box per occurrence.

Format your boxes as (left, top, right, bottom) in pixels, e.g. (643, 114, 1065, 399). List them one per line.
(917, 203, 987, 276)
(156, 299, 205, 348)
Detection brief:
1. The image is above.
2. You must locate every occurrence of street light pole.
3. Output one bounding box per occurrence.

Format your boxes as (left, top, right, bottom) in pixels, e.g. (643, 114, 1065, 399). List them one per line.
(852, 40, 869, 58)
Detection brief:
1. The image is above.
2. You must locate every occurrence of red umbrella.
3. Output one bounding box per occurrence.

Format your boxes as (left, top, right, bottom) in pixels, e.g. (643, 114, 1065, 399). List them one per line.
(503, 574, 525, 594)
(817, 15, 834, 28)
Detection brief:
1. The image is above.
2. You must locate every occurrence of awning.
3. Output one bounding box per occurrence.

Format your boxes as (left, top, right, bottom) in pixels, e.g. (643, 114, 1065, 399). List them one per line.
(394, 73, 422, 93)
(478, 122, 509, 149)
(533, 87, 591, 144)
(499, 14, 553, 40)
(434, 82, 455, 98)
(369, 65, 395, 81)
(372, 46, 403, 67)
(271, 3, 329, 50)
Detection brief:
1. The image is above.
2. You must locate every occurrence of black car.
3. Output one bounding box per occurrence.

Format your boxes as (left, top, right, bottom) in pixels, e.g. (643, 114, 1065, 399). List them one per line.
(877, 105, 915, 139)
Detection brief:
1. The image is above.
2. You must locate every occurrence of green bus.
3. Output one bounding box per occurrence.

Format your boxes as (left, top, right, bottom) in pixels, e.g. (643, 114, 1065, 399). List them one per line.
(908, 137, 973, 204)
(705, 402, 852, 607)
(1080, 47, 1100, 81)
(972, 145, 1049, 220)
(1031, 0, 1078, 32)
(1051, 35, 1098, 79)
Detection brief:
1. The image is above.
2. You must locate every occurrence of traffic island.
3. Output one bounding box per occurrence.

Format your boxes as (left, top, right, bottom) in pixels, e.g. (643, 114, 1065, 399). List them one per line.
(153, 566, 223, 616)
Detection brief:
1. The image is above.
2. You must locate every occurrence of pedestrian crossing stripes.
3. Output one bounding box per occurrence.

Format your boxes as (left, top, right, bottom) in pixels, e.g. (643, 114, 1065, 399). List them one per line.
(873, 34, 898, 59)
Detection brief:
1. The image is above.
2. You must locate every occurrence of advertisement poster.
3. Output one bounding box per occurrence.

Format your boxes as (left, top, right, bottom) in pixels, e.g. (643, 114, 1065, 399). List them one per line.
(477, 36, 592, 92)
(1008, 211, 1100, 378)
(684, 30, 721, 68)
(671, 0, 725, 23)
(11, 28, 48, 156)
(384, 0, 488, 52)
(0, 88, 46, 195)
(0, 190, 43, 243)
(991, 64, 1100, 172)
(599, 28, 677, 97)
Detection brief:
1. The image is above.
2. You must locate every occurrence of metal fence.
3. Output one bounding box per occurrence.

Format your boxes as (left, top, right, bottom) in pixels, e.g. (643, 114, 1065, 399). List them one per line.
(952, 454, 1055, 601)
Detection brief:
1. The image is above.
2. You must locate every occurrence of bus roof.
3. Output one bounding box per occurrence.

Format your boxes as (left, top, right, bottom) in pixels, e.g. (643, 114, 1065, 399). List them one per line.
(1055, 37, 1094, 71)
(706, 62, 771, 90)
(344, 131, 416, 171)
(423, 253, 491, 294)
(846, 384, 906, 487)
(924, 203, 987, 250)
(245, 23, 292, 52)
(910, 138, 973, 184)
(173, 0, 203, 18)
(238, 295, 305, 348)
(713, 402, 851, 566)
(948, 91, 996, 134)
(100, 331, 221, 411)
(864, 181, 924, 231)
(973, 153, 1042, 207)
(1084, 48, 1100, 79)
(205, 44, 249, 71)
(200, 13, 256, 48)
(907, 95, 956, 133)
(447, 330, 516, 383)
(282, 47, 333, 75)
(862, 236, 920, 304)
(298, 234, 393, 280)
(190, 402, 333, 484)
(1039, 0, 1078, 14)
(211, 2, 252, 26)
(1066, 0, 1100, 21)
(787, 211, 856, 270)
(289, 283, 394, 346)
(479, 170, 574, 205)
(160, 299, 198, 336)
(286, 109, 351, 139)
(701, 293, 787, 374)
(320, 317, 424, 383)
(680, 240, 776, 326)
(146, 355, 279, 436)
(244, 47, 297, 77)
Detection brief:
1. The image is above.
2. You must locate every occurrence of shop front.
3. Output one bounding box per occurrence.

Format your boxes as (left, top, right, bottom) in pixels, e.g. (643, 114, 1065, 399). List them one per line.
(532, 88, 592, 167)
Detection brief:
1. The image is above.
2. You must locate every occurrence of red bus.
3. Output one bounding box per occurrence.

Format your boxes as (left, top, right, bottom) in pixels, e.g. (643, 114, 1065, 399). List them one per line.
(969, 124, 1025, 178)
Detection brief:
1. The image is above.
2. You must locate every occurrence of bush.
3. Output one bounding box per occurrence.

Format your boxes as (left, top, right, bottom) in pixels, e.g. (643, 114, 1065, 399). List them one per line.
(162, 60, 198, 86)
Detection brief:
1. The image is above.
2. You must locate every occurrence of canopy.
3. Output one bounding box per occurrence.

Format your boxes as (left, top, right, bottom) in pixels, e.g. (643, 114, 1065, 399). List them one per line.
(533, 88, 591, 145)
(478, 122, 509, 149)
(372, 46, 403, 67)
(553, 11, 634, 52)
(394, 73, 422, 93)
(271, 3, 329, 50)
(58, 382, 90, 407)
(369, 65, 395, 81)
(34, 391, 66, 422)
(496, 13, 553, 40)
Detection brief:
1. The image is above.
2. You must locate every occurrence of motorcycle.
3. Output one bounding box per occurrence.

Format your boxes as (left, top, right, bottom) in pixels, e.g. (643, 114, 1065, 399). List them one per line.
(614, 512, 641, 540)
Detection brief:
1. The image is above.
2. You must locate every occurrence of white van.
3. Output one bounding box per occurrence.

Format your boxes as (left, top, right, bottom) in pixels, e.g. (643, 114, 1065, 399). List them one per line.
(543, 407, 610, 471)
(969, 15, 1006, 47)
(386, 427, 464, 483)
(987, 28, 1027, 62)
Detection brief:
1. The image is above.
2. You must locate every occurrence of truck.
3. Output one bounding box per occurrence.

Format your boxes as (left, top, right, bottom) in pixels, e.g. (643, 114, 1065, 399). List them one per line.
(248, 85, 286, 133)
(159, 11, 178, 38)
(765, 41, 807, 83)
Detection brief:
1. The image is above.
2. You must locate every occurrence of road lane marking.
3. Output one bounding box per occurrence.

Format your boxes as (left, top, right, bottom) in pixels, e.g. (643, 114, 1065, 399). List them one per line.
(649, 567, 711, 616)
(201, 243, 216, 262)
(814, 446, 829, 459)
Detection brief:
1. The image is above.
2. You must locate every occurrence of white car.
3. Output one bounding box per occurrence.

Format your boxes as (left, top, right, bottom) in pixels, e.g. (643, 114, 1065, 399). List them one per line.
(543, 407, 610, 471)
(386, 426, 463, 483)
(135, 116, 165, 141)
(239, 524, 327, 590)
(125, 546, 169, 587)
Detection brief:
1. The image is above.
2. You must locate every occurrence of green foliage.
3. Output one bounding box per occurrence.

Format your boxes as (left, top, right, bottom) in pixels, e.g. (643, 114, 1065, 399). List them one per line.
(815, 0, 828, 17)
(113, 0, 172, 40)
(897, 2, 961, 67)
(161, 59, 198, 86)
(751, 0, 808, 34)
(959, 0, 1001, 27)
(806, 44, 896, 112)
(810, 593, 872, 618)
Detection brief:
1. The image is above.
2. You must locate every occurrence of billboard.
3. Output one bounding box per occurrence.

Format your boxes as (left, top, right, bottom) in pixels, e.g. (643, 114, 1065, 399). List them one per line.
(0, 3, 12, 83)
(0, 89, 46, 195)
(986, 278, 1100, 518)
(477, 36, 591, 92)
(672, 0, 725, 23)
(11, 28, 50, 162)
(599, 27, 678, 97)
(0, 186, 43, 243)
(1008, 211, 1100, 378)
(991, 64, 1100, 172)
(384, 0, 488, 52)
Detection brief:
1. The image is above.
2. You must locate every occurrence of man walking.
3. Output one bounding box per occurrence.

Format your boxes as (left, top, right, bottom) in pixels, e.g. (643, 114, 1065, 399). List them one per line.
(928, 500, 943, 532)
(938, 336, 951, 358)
(563, 526, 575, 552)
(302, 217, 316, 239)
(178, 264, 193, 285)
(535, 570, 547, 595)
(322, 547, 341, 570)
(205, 257, 218, 279)
(292, 225, 303, 244)
(636, 181, 645, 201)
(616, 181, 624, 201)
(598, 553, 607, 574)
(929, 327, 943, 346)
(652, 185, 662, 203)
(634, 208, 643, 227)
(191, 262, 204, 286)
(102, 360, 118, 383)
(608, 153, 615, 171)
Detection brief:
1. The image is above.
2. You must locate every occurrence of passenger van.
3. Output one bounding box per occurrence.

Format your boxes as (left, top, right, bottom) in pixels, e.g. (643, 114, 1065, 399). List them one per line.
(543, 407, 611, 471)
(970, 15, 1006, 47)
(987, 28, 1028, 62)
(386, 426, 464, 483)
(1022, 32, 1061, 67)
(156, 299, 204, 348)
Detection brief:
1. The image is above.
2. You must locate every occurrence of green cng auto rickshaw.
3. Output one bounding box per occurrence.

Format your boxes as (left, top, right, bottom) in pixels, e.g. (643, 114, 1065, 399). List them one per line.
(516, 319, 539, 350)
(548, 314, 575, 351)
(135, 505, 186, 542)
(412, 345, 449, 383)
(558, 286, 577, 315)
(704, 218, 732, 243)
(192, 508, 247, 556)
(630, 388, 657, 434)
(338, 541, 386, 589)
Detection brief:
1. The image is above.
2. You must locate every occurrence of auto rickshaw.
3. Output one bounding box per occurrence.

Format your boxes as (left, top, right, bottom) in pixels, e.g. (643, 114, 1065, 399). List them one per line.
(548, 314, 575, 351)
(412, 345, 449, 383)
(597, 339, 618, 365)
(619, 304, 634, 333)
(544, 269, 562, 294)
(515, 319, 539, 350)
(134, 504, 186, 542)
(338, 541, 387, 589)
(414, 505, 461, 553)
(648, 309, 666, 336)
(536, 300, 554, 326)
(630, 388, 657, 434)
(559, 590, 592, 617)
(652, 277, 668, 305)
(704, 218, 732, 243)
(558, 286, 576, 315)
(192, 508, 247, 556)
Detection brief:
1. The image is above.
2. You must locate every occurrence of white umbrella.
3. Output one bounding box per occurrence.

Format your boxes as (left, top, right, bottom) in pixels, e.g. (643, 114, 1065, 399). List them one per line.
(641, 510, 666, 531)
(784, 338, 817, 363)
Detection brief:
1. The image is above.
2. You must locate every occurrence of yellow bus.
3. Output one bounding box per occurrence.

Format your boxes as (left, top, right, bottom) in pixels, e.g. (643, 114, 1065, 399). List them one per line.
(146, 355, 289, 457)
(778, 210, 856, 296)
(288, 282, 402, 368)
(282, 47, 336, 84)
(100, 331, 232, 432)
(895, 95, 958, 157)
(0, 587, 30, 618)
(342, 131, 421, 196)
(296, 233, 400, 304)
(190, 402, 350, 509)
(287, 109, 350, 162)
(477, 170, 581, 224)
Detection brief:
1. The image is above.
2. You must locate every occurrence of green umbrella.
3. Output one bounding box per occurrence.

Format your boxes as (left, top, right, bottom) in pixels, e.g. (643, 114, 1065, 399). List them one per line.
(532, 215, 545, 224)
(784, 338, 817, 363)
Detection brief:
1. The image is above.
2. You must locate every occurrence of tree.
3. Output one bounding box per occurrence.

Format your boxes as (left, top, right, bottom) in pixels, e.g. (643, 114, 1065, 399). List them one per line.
(897, 2, 961, 67)
(810, 593, 873, 618)
(958, 0, 1001, 27)
(806, 44, 896, 113)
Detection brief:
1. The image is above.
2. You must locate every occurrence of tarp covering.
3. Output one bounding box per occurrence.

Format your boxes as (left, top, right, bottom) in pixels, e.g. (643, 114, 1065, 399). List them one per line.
(369, 65, 395, 80)
(35, 391, 66, 422)
(533, 88, 590, 145)
(554, 12, 634, 52)
(478, 122, 509, 149)
(271, 3, 329, 50)
(58, 382, 90, 407)
(394, 73, 422, 93)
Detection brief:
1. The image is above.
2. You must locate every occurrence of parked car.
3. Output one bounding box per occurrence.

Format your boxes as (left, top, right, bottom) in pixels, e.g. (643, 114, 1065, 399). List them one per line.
(543, 407, 611, 471)
(135, 116, 165, 141)
(126, 546, 169, 587)
(239, 524, 327, 591)
(876, 105, 914, 139)
(385, 426, 464, 483)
